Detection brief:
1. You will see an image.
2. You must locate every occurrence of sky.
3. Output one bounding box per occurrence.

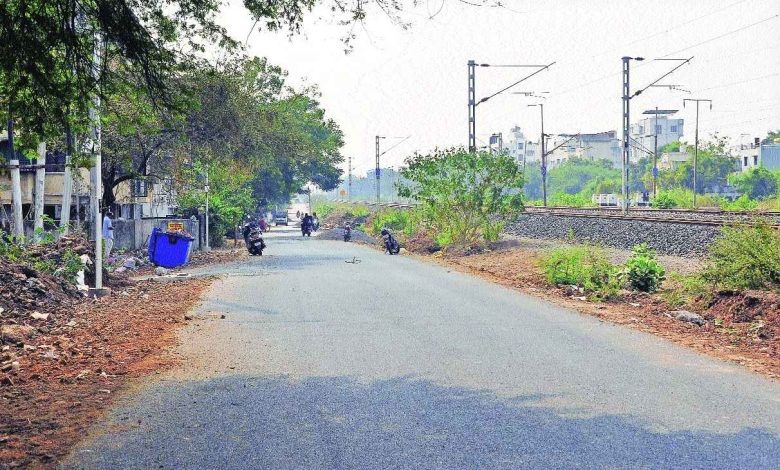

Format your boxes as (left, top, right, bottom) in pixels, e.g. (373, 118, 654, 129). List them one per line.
(218, 0, 780, 174)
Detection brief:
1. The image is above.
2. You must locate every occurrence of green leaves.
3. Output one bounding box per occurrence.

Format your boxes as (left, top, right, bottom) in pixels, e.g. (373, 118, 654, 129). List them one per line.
(620, 243, 665, 293)
(398, 149, 524, 247)
(704, 222, 780, 290)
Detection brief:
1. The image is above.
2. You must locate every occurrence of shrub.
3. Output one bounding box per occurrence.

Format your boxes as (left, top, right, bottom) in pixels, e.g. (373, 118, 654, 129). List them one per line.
(703, 222, 780, 290)
(620, 243, 665, 293)
(652, 192, 677, 209)
(541, 244, 619, 298)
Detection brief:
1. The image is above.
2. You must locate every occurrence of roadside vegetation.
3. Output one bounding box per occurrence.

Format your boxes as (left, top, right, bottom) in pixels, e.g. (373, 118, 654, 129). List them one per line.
(522, 134, 780, 211)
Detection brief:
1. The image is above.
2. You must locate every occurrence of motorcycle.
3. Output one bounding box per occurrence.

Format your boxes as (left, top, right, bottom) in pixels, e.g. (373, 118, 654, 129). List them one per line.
(343, 224, 352, 242)
(243, 223, 266, 256)
(381, 228, 401, 255)
(301, 221, 312, 237)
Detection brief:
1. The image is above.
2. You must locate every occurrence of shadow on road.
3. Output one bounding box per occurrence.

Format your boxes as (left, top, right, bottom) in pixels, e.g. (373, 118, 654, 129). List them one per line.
(67, 376, 779, 469)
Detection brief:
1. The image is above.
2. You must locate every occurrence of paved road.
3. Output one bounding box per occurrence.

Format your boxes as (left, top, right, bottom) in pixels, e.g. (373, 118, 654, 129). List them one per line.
(66, 228, 780, 469)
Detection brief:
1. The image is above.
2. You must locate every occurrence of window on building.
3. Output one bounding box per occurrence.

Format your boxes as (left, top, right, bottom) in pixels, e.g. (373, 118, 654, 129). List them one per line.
(744, 156, 748, 166)
(518, 142, 524, 150)
(527, 150, 534, 156)
(655, 125, 662, 134)
(753, 155, 758, 165)
(638, 125, 645, 134)
(670, 125, 678, 133)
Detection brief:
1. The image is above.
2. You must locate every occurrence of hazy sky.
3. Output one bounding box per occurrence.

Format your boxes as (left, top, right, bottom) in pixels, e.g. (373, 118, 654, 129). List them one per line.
(219, 0, 780, 174)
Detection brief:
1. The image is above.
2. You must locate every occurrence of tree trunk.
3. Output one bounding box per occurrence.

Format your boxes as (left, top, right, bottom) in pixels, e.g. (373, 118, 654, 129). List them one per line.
(7, 119, 24, 239)
(33, 142, 46, 242)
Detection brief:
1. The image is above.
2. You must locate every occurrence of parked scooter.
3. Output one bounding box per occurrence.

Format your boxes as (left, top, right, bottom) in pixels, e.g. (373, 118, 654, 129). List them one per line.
(243, 222, 266, 256)
(381, 228, 401, 255)
(343, 224, 352, 242)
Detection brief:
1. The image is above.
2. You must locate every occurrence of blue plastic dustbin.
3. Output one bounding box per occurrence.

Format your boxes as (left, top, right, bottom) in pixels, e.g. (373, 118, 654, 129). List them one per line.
(147, 227, 195, 268)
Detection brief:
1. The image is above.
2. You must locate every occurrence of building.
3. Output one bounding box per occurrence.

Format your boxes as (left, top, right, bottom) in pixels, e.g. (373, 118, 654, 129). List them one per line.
(630, 113, 684, 162)
(506, 126, 541, 165)
(733, 137, 780, 172)
(1, 132, 177, 230)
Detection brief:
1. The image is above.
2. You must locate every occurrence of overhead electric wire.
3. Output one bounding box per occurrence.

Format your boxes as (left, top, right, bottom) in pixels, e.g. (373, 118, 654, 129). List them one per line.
(661, 14, 779, 58)
(590, 0, 751, 60)
(697, 72, 780, 91)
(555, 13, 778, 98)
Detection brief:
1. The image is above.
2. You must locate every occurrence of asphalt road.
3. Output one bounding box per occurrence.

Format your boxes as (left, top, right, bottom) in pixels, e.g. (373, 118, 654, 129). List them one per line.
(65, 227, 780, 469)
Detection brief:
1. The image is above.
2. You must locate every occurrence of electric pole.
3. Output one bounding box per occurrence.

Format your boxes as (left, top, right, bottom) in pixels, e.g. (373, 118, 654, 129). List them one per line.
(621, 56, 638, 213)
(683, 98, 712, 208)
(467, 60, 555, 152)
(468, 60, 476, 152)
(528, 104, 546, 206)
(621, 56, 692, 212)
(348, 155, 352, 202)
(7, 118, 23, 239)
(375, 135, 383, 204)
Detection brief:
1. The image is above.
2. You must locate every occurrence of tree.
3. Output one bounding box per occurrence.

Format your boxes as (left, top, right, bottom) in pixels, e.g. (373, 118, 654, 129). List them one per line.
(731, 167, 779, 200)
(398, 149, 524, 247)
(762, 130, 780, 144)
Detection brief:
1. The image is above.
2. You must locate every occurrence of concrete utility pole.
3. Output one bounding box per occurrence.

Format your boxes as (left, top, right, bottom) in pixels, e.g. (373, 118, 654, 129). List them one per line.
(7, 118, 23, 239)
(33, 142, 46, 241)
(87, 33, 104, 291)
(60, 128, 74, 233)
(204, 163, 210, 251)
(683, 98, 712, 208)
(653, 107, 658, 198)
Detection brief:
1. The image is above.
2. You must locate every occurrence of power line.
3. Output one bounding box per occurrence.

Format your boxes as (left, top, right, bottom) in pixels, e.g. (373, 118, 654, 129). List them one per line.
(697, 72, 780, 91)
(661, 14, 779, 58)
(555, 13, 779, 98)
(590, 0, 751, 60)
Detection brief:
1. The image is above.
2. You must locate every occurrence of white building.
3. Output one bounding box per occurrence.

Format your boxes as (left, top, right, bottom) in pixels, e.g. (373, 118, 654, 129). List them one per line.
(732, 137, 780, 172)
(630, 114, 684, 162)
(507, 126, 541, 165)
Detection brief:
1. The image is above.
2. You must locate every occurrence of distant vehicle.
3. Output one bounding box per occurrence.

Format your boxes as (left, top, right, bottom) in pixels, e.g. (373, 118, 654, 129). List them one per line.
(274, 212, 289, 226)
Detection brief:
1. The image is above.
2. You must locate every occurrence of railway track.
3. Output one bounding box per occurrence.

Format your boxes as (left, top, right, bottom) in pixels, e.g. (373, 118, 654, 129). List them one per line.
(523, 206, 780, 227)
(336, 201, 780, 226)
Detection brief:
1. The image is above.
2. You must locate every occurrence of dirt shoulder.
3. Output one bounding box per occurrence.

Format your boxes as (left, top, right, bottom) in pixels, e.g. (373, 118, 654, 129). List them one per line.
(414, 239, 779, 381)
(0, 278, 212, 469)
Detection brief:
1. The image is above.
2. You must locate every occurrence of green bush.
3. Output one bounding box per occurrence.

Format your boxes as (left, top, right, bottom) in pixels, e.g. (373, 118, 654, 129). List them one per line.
(703, 222, 780, 290)
(620, 243, 665, 293)
(652, 192, 677, 209)
(541, 244, 619, 298)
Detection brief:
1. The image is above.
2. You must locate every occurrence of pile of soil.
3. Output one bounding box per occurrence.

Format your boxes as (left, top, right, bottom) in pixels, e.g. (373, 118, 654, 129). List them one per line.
(705, 290, 780, 341)
(0, 278, 213, 468)
(322, 209, 368, 231)
(0, 259, 82, 319)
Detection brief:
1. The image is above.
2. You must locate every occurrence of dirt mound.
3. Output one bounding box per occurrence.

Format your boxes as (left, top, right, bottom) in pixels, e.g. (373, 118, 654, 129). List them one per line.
(706, 290, 780, 338)
(0, 259, 82, 321)
(322, 210, 368, 230)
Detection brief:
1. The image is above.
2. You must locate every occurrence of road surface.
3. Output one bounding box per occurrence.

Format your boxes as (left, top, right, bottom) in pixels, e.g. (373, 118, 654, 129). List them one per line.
(66, 227, 780, 469)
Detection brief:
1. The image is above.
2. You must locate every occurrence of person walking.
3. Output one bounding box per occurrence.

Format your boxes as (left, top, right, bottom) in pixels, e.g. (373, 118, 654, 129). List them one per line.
(103, 210, 115, 258)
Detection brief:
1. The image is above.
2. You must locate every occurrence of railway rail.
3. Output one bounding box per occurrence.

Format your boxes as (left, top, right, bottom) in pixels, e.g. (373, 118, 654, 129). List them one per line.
(335, 201, 780, 226)
(523, 206, 780, 227)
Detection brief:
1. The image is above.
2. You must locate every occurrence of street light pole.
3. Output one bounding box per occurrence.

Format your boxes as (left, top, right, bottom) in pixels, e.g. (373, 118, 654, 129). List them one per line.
(529, 104, 546, 206)
(683, 98, 712, 208)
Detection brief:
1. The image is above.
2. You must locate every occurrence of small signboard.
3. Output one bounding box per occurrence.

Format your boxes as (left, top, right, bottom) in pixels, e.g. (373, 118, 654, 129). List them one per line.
(375, 168, 381, 177)
(167, 221, 185, 232)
